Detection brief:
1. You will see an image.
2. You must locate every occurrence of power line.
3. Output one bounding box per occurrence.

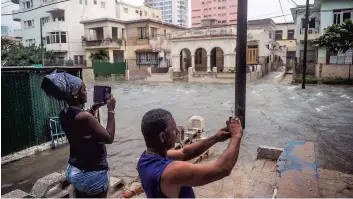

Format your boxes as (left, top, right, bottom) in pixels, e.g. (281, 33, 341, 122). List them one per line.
(1, 3, 15, 8)
(1, 0, 11, 4)
(1, 0, 70, 16)
(278, 0, 289, 28)
(287, 0, 299, 7)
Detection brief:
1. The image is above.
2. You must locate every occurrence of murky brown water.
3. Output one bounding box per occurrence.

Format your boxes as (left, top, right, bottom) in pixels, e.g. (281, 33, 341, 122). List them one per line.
(2, 74, 353, 194)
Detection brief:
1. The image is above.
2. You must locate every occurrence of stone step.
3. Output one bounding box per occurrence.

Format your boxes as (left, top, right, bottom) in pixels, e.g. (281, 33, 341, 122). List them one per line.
(2, 189, 34, 198)
(275, 141, 319, 198)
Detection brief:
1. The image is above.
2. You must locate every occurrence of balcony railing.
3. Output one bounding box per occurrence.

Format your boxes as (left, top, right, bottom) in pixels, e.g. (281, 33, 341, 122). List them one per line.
(83, 38, 124, 48)
(170, 26, 236, 39)
(300, 27, 320, 35)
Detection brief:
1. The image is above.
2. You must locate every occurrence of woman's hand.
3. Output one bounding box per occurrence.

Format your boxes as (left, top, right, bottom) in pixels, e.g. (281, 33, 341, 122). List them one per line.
(107, 95, 116, 111)
(89, 102, 105, 115)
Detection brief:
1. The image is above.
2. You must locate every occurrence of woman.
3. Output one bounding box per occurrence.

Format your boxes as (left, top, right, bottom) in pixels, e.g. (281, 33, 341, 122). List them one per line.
(41, 73, 116, 198)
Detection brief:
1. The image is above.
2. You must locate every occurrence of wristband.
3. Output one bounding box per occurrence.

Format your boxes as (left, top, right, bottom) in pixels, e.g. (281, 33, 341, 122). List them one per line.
(108, 110, 115, 114)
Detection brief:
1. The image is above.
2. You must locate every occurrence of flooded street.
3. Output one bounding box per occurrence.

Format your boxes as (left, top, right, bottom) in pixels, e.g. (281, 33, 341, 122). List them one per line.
(2, 74, 353, 194)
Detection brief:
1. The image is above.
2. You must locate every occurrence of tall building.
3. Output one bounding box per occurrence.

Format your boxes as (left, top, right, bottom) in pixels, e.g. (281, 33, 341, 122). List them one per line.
(191, 0, 238, 27)
(144, 0, 189, 27)
(10, 0, 161, 65)
(2, 25, 9, 36)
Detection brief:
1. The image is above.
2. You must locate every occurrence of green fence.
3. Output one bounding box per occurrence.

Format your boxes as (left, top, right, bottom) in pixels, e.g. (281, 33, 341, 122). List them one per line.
(1, 67, 82, 156)
(93, 61, 126, 75)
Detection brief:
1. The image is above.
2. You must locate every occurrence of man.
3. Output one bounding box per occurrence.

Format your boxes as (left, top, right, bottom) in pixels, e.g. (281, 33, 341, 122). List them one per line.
(137, 108, 243, 198)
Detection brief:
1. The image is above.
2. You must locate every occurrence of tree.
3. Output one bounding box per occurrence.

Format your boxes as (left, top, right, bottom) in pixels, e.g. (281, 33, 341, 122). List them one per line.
(1, 38, 56, 66)
(312, 19, 353, 54)
(89, 50, 109, 61)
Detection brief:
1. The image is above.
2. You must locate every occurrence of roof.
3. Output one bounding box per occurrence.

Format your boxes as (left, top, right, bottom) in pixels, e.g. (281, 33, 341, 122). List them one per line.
(248, 18, 275, 26)
(81, 18, 187, 29)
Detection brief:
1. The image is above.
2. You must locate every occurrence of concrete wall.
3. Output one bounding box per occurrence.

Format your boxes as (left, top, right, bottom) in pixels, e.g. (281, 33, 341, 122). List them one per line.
(315, 64, 353, 78)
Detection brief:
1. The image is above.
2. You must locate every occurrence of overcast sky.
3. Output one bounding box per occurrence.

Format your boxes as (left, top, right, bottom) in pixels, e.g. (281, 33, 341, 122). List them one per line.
(1, 0, 314, 32)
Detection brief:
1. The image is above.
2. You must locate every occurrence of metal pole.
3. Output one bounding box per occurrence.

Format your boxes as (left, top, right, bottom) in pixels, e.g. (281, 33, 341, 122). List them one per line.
(234, 0, 248, 128)
(349, 64, 351, 79)
(40, 18, 45, 67)
(302, 0, 309, 89)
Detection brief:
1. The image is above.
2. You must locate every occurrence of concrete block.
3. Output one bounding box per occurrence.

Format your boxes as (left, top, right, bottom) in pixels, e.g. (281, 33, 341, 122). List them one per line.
(276, 141, 319, 198)
(2, 189, 33, 198)
(257, 145, 283, 160)
(110, 177, 124, 189)
(318, 168, 340, 180)
(30, 172, 66, 198)
(318, 178, 347, 192)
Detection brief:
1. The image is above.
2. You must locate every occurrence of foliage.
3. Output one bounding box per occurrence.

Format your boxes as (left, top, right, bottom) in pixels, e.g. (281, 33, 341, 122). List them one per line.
(89, 49, 110, 61)
(312, 19, 353, 54)
(1, 38, 56, 66)
(226, 67, 235, 73)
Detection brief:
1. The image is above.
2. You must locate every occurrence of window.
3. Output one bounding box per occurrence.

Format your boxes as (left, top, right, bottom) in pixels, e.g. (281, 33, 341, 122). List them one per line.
(74, 55, 84, 65)
(124, 7, 128, 13)
(138, 27, 147, 39)
(24, 20, 34, 28)
(46, 31, 67, 44)
(164, 29, 166, 36)
(334, 9, 353, 24)
(122, 28, 125, 39)
(93, 0, 97, 4)
(309, 17, 315, 28)
(329, 48, 353, 64)
(137, 53, 158, 64)
(287, 29, 294, 40)
(40, 17, 50, 25)
(275, 30, 283, 40)
(144, 11, 147, 16)
(136, 10, 139, 14)
(79, 0, 82, 4)
(150, 27, 157, 39)
(221, 20, 226, 23)
(101, 1, 105, 8)
(85, 0, 87, 5)
(23, 0, 33, 9)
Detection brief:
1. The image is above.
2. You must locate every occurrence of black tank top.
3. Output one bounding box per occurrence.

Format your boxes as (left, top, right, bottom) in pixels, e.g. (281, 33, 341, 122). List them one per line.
(59, 107, 108, 171)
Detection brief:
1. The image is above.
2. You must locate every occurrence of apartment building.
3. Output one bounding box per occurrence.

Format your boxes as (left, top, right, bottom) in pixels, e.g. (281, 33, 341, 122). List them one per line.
(191, 0, 238, 27)
(11, 0, 161, 65)
(81, 18, 185, 69)
(275, 22, 297, 62)
(291, 0, 353, 77)
(144, 0, 189, 27)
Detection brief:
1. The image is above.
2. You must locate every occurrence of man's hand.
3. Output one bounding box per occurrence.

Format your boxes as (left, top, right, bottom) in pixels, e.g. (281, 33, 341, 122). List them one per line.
(215, 127, 231, 142)
(229, 117, 243, 139)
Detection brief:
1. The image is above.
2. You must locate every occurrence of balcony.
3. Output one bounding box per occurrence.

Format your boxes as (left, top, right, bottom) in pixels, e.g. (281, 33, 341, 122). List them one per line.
(43, 21, 67, 32)
(299, 28, 321, 40)
(11, 0, 19, 4)
(12, 10, 20, 21)
(170, 26, 236, 40)
(83, 38, 125, 50)
(46, 43, 69, 52)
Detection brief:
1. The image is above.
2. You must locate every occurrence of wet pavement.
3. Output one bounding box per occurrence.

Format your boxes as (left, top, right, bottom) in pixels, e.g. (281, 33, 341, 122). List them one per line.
(2, 73, 353, 194)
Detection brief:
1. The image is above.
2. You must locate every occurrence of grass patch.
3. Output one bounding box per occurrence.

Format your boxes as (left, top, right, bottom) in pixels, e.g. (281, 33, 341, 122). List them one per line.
(295, 76, 353, 85)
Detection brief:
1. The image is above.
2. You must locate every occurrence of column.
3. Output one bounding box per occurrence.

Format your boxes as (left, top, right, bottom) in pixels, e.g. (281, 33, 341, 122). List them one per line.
(172, 54, 180, 72)
(109, 49, 114, 63)
(223, 54, 229, 70)
(207, 54, 211, 72)
(191, 54, 195, 68)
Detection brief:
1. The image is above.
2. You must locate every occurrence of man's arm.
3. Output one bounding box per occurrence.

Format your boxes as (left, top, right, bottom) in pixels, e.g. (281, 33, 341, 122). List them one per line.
(162, 135, 242, 191)
(167, 135, 218, 161)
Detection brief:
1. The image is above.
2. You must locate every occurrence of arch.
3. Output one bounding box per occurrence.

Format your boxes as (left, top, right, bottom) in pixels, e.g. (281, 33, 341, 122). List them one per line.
(194, 48, 207, 72)
(179, 48, 191, 72)
(210, 47, 224, 72)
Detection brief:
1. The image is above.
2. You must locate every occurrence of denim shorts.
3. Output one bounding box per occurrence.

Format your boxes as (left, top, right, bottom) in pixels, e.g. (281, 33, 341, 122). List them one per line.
(66, 164, 109, 195)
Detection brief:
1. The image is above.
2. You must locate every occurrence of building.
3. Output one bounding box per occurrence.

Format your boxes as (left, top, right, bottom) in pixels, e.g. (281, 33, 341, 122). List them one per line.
(275, 22, 297, 63)
(191, 0, 238, 27)
(2, 25, 9, 36)
(291, 0, 353, 77)
(170, 18, 285, 73)
(81, 18, 185, 69)
(11, 0, 161, 65)
(144, 0, 189, 27)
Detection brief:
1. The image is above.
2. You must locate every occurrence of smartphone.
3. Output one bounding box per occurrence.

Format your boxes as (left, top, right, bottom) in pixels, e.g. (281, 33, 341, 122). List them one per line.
(93, 86, 111, 104)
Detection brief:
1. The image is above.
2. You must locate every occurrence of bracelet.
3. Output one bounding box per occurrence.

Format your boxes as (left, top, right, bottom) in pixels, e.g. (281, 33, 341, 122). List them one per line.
(108, 110, 115, 114)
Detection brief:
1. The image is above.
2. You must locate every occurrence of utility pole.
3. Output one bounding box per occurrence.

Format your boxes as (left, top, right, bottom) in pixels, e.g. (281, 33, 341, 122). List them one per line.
(40, 18, 45, 67)
(302, 0, 310, 89)
(234, 0, 248, 128)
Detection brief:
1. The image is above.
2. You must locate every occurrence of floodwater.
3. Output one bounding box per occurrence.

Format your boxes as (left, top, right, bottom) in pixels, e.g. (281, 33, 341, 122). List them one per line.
(2, 73, 353, 194)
